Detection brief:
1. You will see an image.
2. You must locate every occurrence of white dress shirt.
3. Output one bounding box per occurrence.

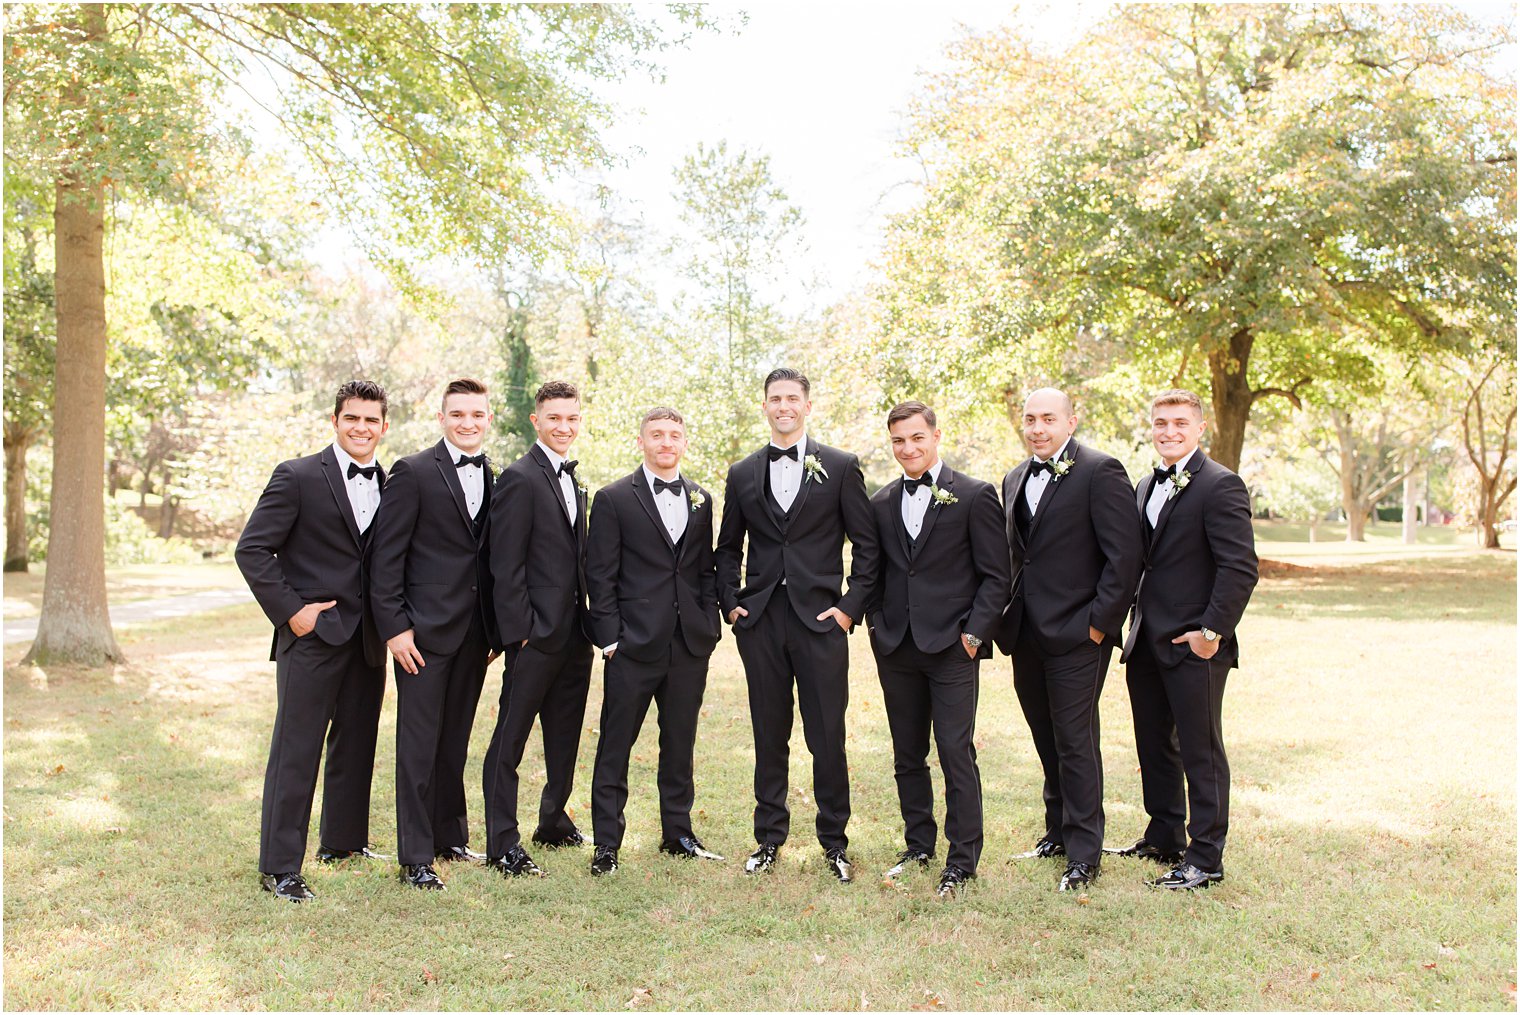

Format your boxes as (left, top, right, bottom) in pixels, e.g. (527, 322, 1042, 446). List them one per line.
(1147, 464, 1180, 528)
(645, 466, 689, 544)
(535, 440, 578, 524)
(331, 441, 381, 534)
(444, 437, 485, 518)
(768, 434, 805, 512)
(1024, 437, 1072, 516)
(901, 460, 944, 540)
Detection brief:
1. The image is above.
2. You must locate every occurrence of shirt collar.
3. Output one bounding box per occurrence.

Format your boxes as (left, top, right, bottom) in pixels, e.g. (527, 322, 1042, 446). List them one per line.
(535, 440, 567, 472)
(903, 460, 944, 488)
(643, 465, 682, 492)
(770, 432, 807, 454)
(331, 441, 375, 476)
(1034, 437, 1073, 467)
(443, 436, 479, 466)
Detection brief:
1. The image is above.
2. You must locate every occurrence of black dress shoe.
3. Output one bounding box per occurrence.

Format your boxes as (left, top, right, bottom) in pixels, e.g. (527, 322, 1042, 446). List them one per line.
(883, 848, 933, 879)
(1149, 862, 1223, 890)
(400, 863, 446, 890)
(745, 843, 779, 874)
(659, 836, 725, 861)
(315, 845, 388, 864)
(590, 845, 620, 876)
(531, 828, 588, 849)
(1111, 838, 1185, 866)
(435, 845, 486, 864)
(262, 871, 315, 902)
(935, 865, 974, 899)
(823, 847, 854, 883)
(1012, 836, 1066, 860)
(486, 844, 546, 878)
(1059, 861, 1100, 892)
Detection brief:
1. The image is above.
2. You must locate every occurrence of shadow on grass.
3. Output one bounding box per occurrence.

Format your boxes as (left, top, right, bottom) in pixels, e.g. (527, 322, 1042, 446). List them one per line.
(1256, 554, 1515, 625)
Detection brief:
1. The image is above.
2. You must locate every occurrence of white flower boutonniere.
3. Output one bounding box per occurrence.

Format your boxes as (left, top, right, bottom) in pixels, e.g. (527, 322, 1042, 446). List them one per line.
(574, 475, 588, 495)
(1169, 469, 1192, 499)
(930, 484, 958, 508)
(1050, 454, 1075, 482)
(803, 453, 828, 484)
(688, 488, 705, 512)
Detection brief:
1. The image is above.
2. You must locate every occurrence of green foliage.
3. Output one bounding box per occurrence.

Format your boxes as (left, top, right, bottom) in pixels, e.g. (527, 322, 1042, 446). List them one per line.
(2, 166, 55, 438)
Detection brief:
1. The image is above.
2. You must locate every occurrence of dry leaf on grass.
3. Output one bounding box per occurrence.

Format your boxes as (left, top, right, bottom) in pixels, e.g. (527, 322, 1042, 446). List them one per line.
(420, 966, 438, 984)
(910, 989, 946, 1010)
(627, 986, 653, 1009)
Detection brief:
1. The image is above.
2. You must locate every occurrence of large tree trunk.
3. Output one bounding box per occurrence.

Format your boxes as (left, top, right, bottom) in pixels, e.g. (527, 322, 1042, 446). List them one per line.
(1345, 503, 1368, 542)
(1206, 328, 1253, 473)
(26, 6, 122, 666)
(3, 424, 36, 572)
(1401, 471, 1419, 544)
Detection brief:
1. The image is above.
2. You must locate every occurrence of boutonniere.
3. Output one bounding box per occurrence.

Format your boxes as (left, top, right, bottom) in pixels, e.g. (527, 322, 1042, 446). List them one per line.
(574, 475, 588, 494)
(803, 453, 828, 484)
(688, 488, 705, 512)
(1050, 454, 1075, 482)
(930, 484, 958, 508)
(1169, 470, 1192, 499)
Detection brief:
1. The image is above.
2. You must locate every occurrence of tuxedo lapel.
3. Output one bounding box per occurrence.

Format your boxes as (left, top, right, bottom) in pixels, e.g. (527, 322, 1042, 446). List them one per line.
(1026, 441, 1078, 543)
(433, 440, 475, 533)
(783, 437, 819, 528)
(320, 447, 364, 548)
(1006, 458, 1031, 553)
(531, 444, 576, 535)
(753, 446, 787, 534)
(632, 470, 678, 553)
(886, 478, 913, 561)
(911, 467, 950, 558)
(1149, 448, 1204, 551)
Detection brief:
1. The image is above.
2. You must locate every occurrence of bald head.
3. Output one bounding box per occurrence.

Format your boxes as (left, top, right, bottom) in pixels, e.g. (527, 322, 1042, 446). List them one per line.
(1021, 387, 1078, 460)
(1023, 387, 1073, 418)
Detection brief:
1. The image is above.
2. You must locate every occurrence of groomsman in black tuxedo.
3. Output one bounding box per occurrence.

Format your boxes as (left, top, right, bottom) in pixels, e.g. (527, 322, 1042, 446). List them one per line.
(370, 378, 497, 890)
(1117, 389, 1258, 890)
(994, 387, 1142, 892)
(236, 380, 391, 902)
(716, 367, 878, 883)
(583, 407, 724, 876)
(483, 380, 593, 877)
(865, 402, 1009, 898)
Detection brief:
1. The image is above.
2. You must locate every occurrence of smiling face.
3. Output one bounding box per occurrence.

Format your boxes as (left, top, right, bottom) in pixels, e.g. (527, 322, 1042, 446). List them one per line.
(762, 379, 811, 444)
(1152, 399, 1206, 467)
(531, 397, 581, 456)
(637, 415, 687, 476)
(439, 392, 492, 454)
(1021, 388, 1076, 460)
(889, 413, 941, 479)
(331, 398, 388, 464)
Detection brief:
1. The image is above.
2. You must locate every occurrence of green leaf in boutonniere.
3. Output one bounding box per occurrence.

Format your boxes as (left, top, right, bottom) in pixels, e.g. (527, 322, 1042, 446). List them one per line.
(929, 484, 958, 508)
(1169, 469, 1192, 499)
(1050, 454, 1075, 482)
(803, 453, 828, 484)
(688, 488, 705, 512)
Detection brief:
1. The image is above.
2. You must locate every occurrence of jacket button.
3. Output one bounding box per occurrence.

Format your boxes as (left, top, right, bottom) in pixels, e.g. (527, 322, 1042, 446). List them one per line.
(1024, 558, 1032, 566)
(908, 569, 916, 577)
(470, 585, 478, 593)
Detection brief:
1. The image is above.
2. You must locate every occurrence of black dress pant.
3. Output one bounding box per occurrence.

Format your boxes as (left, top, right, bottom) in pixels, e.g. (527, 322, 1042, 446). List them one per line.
(1011, 636, 1112, 865)
(482, 635, 594, 856)
(736, 585, 852, 850)
(590, 634, 709, 849)
(259, 630, 385, 873)
(393, 614, 489, 865)
(1125, 635, 1231, 871)
(875, 639, 984, 873)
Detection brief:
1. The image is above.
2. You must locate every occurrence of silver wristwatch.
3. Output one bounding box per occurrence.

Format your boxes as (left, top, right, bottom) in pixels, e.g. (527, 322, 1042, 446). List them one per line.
(962, 633, 983, 648)
(1201, 627, 1219, 642)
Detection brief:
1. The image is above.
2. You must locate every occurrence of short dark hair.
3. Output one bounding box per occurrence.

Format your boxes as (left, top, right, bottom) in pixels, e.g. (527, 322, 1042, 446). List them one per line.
(334, 380, 388, 420)
(764, 367, 810, 398)
(1151, 388, 1204, 418)
(641, 406, 685, 429)
(441, 377, 488, 410)
(534, 380, 579, 407)
(887, 400, 937, 430)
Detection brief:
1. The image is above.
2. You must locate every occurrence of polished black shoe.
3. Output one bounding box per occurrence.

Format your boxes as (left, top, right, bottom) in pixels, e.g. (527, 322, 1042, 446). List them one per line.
(823, 847, 855, 883)
(400, 863, 446, 890)
(883, 848, 933, 879)
(531, 828, 588, 849)
(486, 844, 546, 878)
(935, 865, 974, 899)
(315, 845, 388, 864)
(744, 843, 780, 874)
(659, 836, 725, 861)
(1110, 838, 1185, 866)
(261, 871, 315, 902)
(1012, 836, 1066, 860)
(590, 845, 620, 876)
(1149, 862, 1223, 890)
(1059, 861, 1100, 892)
(435, 845, 486, 863)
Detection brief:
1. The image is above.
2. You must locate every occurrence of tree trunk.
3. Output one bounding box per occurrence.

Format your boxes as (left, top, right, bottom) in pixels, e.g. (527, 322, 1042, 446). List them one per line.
(26, 6, 122, 666)
(1308, 514, 1318, 543)
(1346, 504, 1368, 542)
(1401, 471, 1418, 544)
(1206, 328, 1253, 473)
(3, 425, 35, 572)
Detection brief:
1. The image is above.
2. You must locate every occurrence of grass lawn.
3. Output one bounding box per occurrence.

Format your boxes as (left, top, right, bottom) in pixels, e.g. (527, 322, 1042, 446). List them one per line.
(3, 550, 1515, 1010)
(2, 562, 245, 620)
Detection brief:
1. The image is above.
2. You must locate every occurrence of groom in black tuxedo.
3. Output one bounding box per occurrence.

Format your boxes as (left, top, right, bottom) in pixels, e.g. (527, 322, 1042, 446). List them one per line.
(994, 387, 1142, 892)
(483, 380, 593, 878)
(583, 407, 724, 876)
(370, 377, 497, 890)
(716, 367, 878, 882)
(236, 380, 391, 902)
(865, 402, 1009, 898)
(1118, 388, 1258, 890)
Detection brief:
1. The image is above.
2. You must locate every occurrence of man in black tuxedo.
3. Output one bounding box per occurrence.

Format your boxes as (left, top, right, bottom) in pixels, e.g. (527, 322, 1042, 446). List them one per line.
(716, 367, 878, 883)
(583, 407, 724, 876)
(370, 377, 498, 890)
(483, 380, 593, 877)
(1117, 388, 1258, 890)
(994, 387, 1143, 892)
(236, 380, 391, 902)
(865, 402, 1009, 898)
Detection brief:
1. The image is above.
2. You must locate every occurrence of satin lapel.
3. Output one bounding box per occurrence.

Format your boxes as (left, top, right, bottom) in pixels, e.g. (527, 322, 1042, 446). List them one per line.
(886, 478, 912, 561)
(754, 446, 786, 534)
(434, 441, 475, 532)
(911, 467, 950, 559)
(1149, 449, 1204, 551)
(531, 444, 576, 535)
(677, 485, 707, 565)
(784, 437, 818, 528)
(1006, 458, 1031, 554)
(1135, 474, 1151, 518)
(632, 470, 677, 553)
(321, 447, 364, 548)
(1026, 441, 1078, 543)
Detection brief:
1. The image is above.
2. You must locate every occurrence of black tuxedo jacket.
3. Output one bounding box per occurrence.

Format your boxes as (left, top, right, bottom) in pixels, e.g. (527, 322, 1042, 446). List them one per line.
(585, 469, 722, 661)
(994, 439, 1143, 656)
(236, 446, 386, 664)
(488, 444, 590, 653)
(865, 466, 1011, 657)
(369, 439, 496, 655)
(1127, 449, 1258, 669)
(715, 437, 879, 632)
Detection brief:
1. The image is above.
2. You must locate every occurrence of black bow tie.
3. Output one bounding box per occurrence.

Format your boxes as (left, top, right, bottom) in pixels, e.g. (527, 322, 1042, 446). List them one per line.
(902, 475, 933, 495)
(768, 445, 799, 462)
(1028, 460, 1054, 477)
(557, 460, 578, 478)
(1153, 465, 1176, 485)
(653, 477, 684, 496)
(456, 454, 486, 469)
(346, 462, 379, 482)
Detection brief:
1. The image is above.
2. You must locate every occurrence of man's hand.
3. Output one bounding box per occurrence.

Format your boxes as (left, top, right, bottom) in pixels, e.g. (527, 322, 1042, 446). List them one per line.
(961, 633, 979, 658)
(1172, 630, 1221, 659)
(289, 600, 336, 638)
(727, 606, 749, 625)
(1089, 625, 1104, 645)
(387, 629, 426, 675)
(817, 607, 853, 632)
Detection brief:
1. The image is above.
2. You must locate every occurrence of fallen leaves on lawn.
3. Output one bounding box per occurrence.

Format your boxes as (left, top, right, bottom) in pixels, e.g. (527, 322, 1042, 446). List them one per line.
(420, 966, 438, 984)
(47, 764, 63, 776)
(627, 986, 653, 1009)
(910, 989, 946, 1010)
(812, 953, 827, 965)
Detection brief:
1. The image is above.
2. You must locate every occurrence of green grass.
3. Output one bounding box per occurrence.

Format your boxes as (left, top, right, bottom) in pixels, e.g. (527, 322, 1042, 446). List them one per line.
(2, 562, 244, 620)
(3, 550, 1515, 1010)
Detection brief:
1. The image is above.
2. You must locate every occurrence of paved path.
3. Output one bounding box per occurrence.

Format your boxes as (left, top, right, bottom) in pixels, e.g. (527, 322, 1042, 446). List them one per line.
(3, 587, 254, 645)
